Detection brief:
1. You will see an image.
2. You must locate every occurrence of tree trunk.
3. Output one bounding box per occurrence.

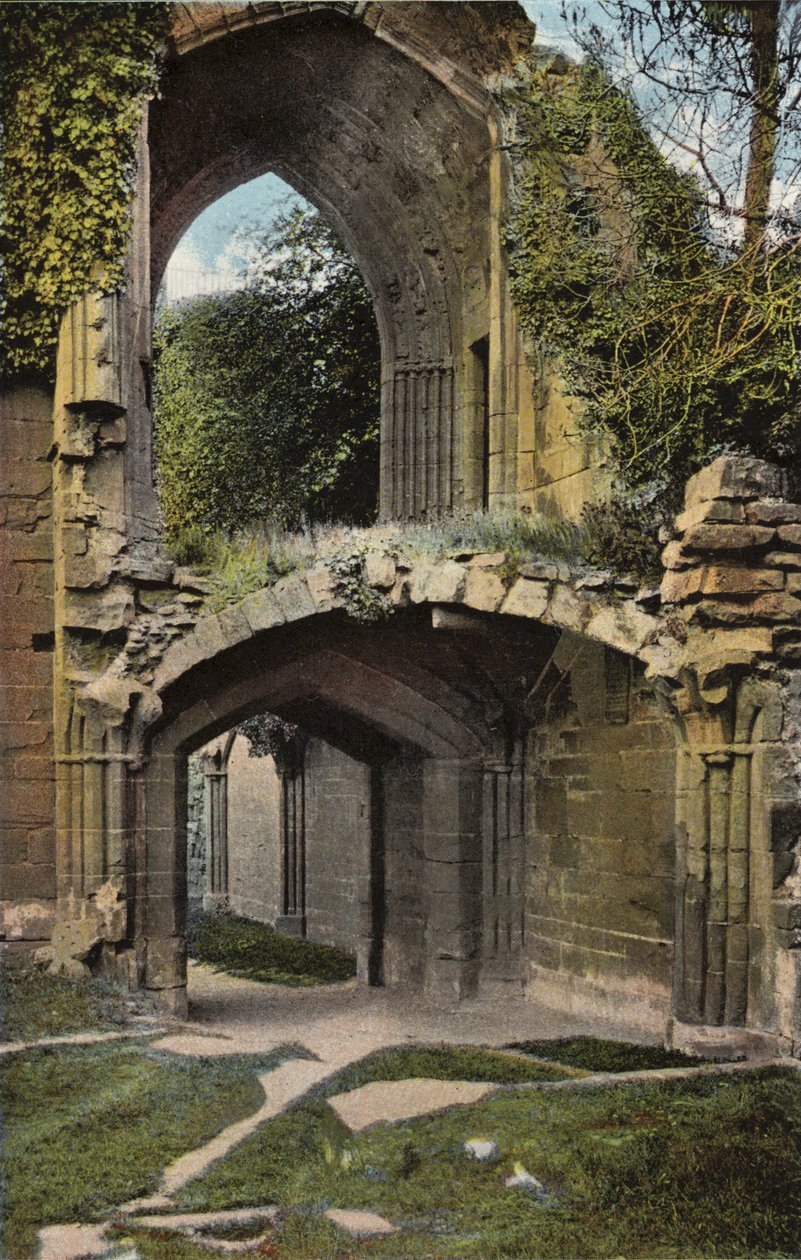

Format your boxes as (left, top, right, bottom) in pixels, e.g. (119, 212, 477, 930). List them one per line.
(742, 0, 780, 254)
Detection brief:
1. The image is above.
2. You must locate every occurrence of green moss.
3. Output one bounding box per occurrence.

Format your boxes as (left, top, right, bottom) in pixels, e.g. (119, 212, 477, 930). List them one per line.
(189, 910, 357, 986)
(0, 1039, 292, 1258)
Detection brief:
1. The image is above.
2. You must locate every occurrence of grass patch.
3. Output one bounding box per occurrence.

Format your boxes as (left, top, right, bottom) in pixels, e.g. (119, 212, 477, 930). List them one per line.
(0, 1039, 293, 1259)
(188, 909, 357, 986)
(174, 1065, 801, 1258)
(170, 510, 589, 613)
(0, 965, 133, 1042)
(506, 1036, 708, 1073)
(313, 1044, 581, 1098)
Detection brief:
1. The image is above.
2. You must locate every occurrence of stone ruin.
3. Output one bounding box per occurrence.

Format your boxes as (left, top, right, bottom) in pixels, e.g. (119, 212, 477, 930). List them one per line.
(2, 2, 801, 1060)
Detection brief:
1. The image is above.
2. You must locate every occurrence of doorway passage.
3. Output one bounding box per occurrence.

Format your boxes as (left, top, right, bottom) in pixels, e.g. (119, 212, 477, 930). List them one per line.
(188, 718, 388, 985)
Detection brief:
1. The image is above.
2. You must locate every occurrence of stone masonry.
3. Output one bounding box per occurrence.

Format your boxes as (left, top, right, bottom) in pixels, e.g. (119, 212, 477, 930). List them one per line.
(2, 4, 801, 1061)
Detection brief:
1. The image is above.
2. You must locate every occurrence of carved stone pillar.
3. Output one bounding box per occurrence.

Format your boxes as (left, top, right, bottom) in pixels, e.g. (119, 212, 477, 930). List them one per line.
(202, 747, 229, 910)
(381, 360, 454, 519)
(422, 756, 484, 1001)
(273, 730, 308, 938)
(481, 746, 526, 988)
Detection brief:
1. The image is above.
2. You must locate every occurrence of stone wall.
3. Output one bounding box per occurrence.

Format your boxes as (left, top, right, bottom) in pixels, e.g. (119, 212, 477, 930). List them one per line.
(304, 739, 371, 952)
(382, 753, 427, 989)
(227, 735, 282, 924)
(526, 639, 677, 1036)
(0, 386, 57, 958)
(188, 731, 370, 954)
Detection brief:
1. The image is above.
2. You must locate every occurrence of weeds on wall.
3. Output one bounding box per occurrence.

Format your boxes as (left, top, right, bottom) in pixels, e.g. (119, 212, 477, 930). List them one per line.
(0, 3, 171, 379)
(167, 510, 590, 618)
(503, 58, 801, 494)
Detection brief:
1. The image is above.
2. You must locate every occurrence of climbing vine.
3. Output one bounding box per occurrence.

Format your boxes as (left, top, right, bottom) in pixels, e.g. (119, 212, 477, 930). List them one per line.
(504, 59, 801, 489)
(0, 2, 171, 380)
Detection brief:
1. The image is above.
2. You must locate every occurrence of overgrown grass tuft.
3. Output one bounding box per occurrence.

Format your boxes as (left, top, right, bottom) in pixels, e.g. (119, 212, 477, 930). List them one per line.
(168, 508, 589, 614)
(506, 1036, 708, 1073)
(0, 1040, 294, 1259)
(397, 509, 586, 566)
(0, 964, 133, 1042)
(175, 1066, 801, 1258)
(188, 909, 357, 986)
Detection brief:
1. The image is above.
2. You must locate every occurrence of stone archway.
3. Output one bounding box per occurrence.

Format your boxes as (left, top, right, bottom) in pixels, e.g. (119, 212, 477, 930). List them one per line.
(6, 4, 801, 1063)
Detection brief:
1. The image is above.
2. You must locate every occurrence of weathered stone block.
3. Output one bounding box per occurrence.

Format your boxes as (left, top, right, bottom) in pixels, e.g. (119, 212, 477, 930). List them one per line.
(154, 638, 205, 690)
(239, 589, 285, 633)
(364, 552, 396, 589)
(500, 577, 549, 620)
(661, 540, 694, 571)
(62, 585, 134, 634)
(409, 561, 466, 605)
(762, 551, 801, 569)
(675, 498, 746, 532)
(746, 501, 801, 525)
(306, 565, 339, 611)
(273, 574, 317, 621)
(542, 584, 592, 634)
(215, 604, 252, 648)
(585, 603, 656, 654)
(0, 899, 55, 941)
(463, 568, 506, 612)
(519, 561, 560, 581)
(684, 456, 785, 504)
(681, 524, 774, 552)
(662, 566, 784, 602)
(778, 525, 801, 548)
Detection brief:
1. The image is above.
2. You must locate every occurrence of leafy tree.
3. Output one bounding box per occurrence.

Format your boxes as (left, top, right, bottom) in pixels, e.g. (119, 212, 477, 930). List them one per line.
(506, 6, 800, 493)
(153, 206, 380, 538)
(565, 0, 801, 252)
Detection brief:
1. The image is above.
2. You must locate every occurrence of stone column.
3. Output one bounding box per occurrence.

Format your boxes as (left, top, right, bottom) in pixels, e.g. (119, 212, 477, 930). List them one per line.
(202, 747, 229, 910)
(381, 361, 454, 519)
(422, 756, 484, 1001)
(273, 731, 308, 938)
(481, 747, 526, 989)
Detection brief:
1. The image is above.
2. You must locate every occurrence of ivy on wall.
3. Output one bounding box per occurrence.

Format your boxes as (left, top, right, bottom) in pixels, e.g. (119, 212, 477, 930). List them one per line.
(0, 1, 170, 381)
(504, 59, 800, 489)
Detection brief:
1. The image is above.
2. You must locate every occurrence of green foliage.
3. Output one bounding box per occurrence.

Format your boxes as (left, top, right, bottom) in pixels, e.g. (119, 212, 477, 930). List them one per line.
(176, 1066, 801, 1257)
(328, 549, 393, 624)
(0, 2, 170, 379)
(505, 59, 801, 489)
(188, 909, 357, 986)
(0, 1039, 288, 1258)
(154, 207, 380, 537)
(581, 483, 680, 582)
(506, 1036, 707, 1072)
(0, 965, 132, 1041)
(185, 511, 588, 617)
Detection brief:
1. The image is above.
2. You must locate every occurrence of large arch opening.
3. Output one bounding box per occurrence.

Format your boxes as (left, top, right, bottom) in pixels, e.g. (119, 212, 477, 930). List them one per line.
(153, 176, 383, 538)
(147, 6, 495, 525)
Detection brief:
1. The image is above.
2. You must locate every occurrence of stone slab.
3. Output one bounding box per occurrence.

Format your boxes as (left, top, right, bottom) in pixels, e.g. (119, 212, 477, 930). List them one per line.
(327, 1077, 494, 1132)
(325, 1209, 398, 1237)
